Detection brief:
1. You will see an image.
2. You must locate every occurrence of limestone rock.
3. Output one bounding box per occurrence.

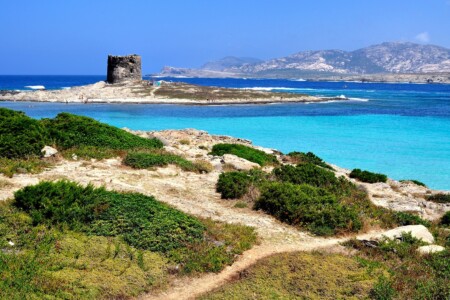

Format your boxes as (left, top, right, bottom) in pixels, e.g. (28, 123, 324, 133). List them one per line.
(41, 146, 58, 158)
(361, 225, 434, 244)
(222, 154, 259, 171)
(417, 245, 445, 255)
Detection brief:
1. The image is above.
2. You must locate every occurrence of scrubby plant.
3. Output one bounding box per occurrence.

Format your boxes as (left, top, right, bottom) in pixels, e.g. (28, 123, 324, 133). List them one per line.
(392, 211, 431, 227)
(216, 172, 252, 199)
(400, 179, 427, 187)
(123, 151, 205, 172)
(13, 180, 205, 253)
(441, 211, 450, 226)
(273, 163, 339, 190)
(254, 182, 362, 235)
(41, 112, 163, 150)
(427, 193, 450, 203)
(210, 143, 278, 166)
(349, 168, 387, 183)
(0, 108, 48, 159)
(287, 151, 333, 170)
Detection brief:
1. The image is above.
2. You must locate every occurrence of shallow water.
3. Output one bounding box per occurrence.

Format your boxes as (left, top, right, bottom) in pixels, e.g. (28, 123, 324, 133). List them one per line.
(1, 76, 449, 190)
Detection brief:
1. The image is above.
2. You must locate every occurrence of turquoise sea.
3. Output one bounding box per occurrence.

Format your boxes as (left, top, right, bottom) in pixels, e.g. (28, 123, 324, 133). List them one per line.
(0, 76, 449, 190)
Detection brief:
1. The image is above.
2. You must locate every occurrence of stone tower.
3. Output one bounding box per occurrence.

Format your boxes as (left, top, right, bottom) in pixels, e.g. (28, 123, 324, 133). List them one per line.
(106, 54, 142, 84)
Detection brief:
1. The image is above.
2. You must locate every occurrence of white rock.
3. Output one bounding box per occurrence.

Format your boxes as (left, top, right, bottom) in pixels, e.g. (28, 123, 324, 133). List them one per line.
(361, 225, 434, 244)
(222, 154, 259, 171)
(72, 153, 78, 161)
(41, 146, 58, 158)
(8, 241, 14, 246)
(417, 245, 445, 255)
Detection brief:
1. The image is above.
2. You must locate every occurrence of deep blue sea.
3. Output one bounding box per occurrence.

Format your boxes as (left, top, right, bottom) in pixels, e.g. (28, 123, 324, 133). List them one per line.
(1, 75, 449, 190)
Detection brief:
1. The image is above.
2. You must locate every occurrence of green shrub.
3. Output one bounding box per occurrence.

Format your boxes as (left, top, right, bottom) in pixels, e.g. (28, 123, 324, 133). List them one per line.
(392, 211, 431, 227)
(123, 151, 201, 172)
(0, 157, 50, 177)
(370, 275, 396, 300)
(273, 163, 339, 190)
(216, 172, 252, 199)
(13, 180, 205, 253)
(441, 211, 450, 226)
(427, 193, 450, 203)
(254, 182, 362, 235)
(0, 108, 48, 159)
(400, 179, 427, 187)
(287, 151, 333, 170)
(349, 168, 387, 183)
(210, 143, 278, 166)
(42, 113, 162, 150)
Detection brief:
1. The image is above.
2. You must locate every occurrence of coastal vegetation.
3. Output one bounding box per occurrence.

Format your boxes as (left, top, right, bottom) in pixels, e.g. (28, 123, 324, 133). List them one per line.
(123, 151, 212, 173)
(216, 162, 399, 236)
(0, 181, 257, 299)
(287, 151, 333, 170)
(210, 143, 278, 166)
(400, 179, 427, 187)
(344, 232, 450, 300)
(201, 252, 386, 300)
(350, 168, 388, 183)
(41, 113, 163, 150)
(427, 193, 450, 203)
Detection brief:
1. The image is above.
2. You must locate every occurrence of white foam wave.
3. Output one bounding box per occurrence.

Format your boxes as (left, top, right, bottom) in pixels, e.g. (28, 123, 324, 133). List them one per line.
(240, 87, 315, 92)
(62, 87, 71, 90)
(25, 85, 45, 90)
(348, 97, 369, 102)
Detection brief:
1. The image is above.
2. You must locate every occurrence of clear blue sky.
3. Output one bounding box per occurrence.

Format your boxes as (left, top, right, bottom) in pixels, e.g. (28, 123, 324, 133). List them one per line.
(1, 0, 449, 74)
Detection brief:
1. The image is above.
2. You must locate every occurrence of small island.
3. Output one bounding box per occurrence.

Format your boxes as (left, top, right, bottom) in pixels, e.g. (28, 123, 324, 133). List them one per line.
(0, 55, 337, 105)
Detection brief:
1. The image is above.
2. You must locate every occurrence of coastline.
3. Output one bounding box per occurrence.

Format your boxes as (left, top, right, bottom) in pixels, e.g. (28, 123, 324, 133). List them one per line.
(0, 80, 340, 105)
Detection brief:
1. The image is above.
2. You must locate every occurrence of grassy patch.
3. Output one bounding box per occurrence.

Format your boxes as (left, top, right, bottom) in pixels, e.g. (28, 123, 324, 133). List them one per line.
(350, 168, 387, 183)
(41, 112, 163, 150)
(287, 151, 333, 170)
(0, 157, 50, 177)
(210, 143, 278, 166)
(61, 145, 127, 160)
(400, 179, 427, 187)
(123, 151, 210, 173)
(427, 193, 450, 203)
(392, 211, 431, 227)
(201, 252, 384, 300)
(344, 232, 450, 299)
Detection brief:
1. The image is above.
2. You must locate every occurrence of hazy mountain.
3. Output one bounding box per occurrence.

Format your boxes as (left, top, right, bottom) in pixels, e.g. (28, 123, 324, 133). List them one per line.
(200, 56, 263, 71)
(158, 42, 450, 78)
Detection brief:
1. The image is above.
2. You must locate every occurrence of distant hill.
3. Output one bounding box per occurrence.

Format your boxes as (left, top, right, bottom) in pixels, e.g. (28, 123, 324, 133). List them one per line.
(158, 42, 450, 78)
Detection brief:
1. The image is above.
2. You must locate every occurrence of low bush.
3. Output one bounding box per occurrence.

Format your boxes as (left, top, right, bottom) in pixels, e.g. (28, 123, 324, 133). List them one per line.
(345, 233, 449, 300)
(0, 108, 48, 159)
(427, 193, 450, 203)
(254, 182, 362, 235)
(13, 180, 205, 253)
(400, 179, 427, 187)
(123, 151, 205, 172)
(273, 163, 339, 190)
(216, 172, 252, 199)
(441, 211, 450, 226)
(349, 168, 387, 183)
(210, 143, 278, 166)
(392, 211, 431, 227)
(41, 113, 163, 150)
(287, 151, 333, 170)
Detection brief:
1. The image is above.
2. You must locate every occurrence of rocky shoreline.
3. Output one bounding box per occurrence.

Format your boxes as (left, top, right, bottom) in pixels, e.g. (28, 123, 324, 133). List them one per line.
(0, 80, 331, 105)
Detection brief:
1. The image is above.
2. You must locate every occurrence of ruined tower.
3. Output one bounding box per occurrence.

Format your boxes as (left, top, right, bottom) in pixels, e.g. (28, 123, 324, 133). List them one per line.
(106, 54, 142, 84)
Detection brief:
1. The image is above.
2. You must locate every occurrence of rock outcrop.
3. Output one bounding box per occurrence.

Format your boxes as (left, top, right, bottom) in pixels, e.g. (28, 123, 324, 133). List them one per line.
(106, 54, 142, 84)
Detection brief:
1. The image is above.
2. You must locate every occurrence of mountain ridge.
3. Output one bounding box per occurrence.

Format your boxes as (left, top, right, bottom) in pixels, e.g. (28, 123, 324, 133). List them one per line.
(158, 42, 450, 79)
